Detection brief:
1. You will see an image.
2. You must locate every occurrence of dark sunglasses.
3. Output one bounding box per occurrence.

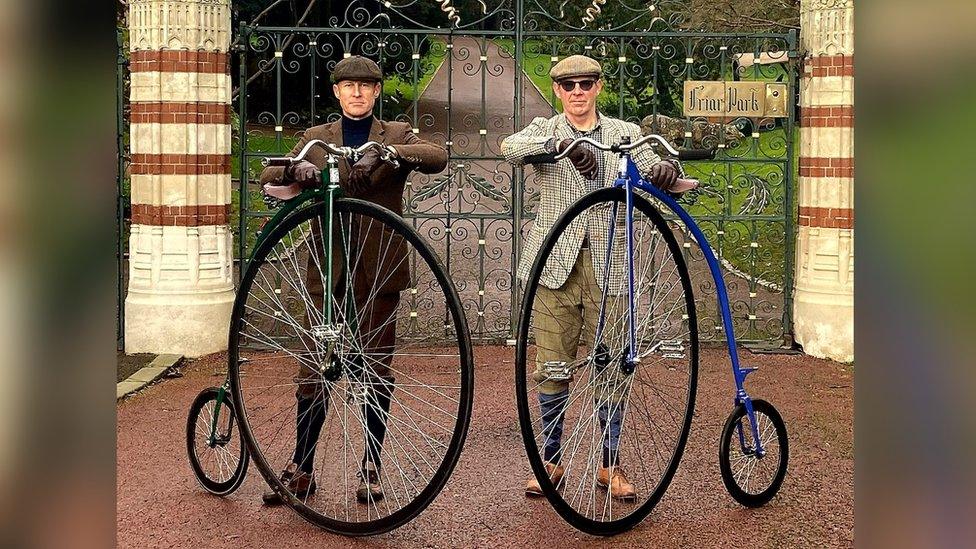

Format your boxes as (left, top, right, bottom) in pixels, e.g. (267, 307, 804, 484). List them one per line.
(558, 79, 597, 92)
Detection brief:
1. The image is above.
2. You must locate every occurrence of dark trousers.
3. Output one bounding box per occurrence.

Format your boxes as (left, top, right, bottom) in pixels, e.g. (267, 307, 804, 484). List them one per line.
(292, 260, 401, 473)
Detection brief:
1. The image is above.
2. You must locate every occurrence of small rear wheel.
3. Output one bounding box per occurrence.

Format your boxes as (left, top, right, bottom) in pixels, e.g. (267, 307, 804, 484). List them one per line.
(186, 387, 249, 496)
(718, 399, 788, 507)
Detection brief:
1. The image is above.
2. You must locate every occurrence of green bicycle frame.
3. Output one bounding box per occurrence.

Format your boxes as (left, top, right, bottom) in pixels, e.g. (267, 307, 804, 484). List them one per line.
(207, 383, 230, 445)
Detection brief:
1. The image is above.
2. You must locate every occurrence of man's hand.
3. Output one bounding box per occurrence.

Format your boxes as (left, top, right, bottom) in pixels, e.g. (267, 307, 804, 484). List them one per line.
(650, 161, 678, 191)
(285, 160, 321, 186)
(347, 148, 383, 195)
(557, 138, 598, 180)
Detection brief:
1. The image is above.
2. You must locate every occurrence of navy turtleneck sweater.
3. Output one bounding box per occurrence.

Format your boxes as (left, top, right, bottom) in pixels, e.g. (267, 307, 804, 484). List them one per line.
(341, 113, 374, 149)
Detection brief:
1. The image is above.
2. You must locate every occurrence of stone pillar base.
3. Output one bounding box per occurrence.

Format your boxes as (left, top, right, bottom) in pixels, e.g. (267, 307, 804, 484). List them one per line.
(124, 289, 235, 357)
(793, 289, 853, 362)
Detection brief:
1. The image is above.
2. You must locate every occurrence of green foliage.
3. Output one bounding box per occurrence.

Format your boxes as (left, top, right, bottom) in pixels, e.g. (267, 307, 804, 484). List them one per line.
(380, 37, 447, 117)
(229, 132, 301, 258)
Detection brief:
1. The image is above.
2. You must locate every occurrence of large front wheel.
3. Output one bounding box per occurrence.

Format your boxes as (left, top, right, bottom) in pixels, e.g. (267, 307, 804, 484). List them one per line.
(516, 187, 698, 536)
(230, 198, 474, 536)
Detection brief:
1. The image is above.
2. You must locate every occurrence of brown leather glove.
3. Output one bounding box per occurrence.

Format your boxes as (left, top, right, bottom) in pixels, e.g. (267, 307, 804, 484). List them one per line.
(650, 160, 678, 191)
(284, 160, 321, 186)
(346, 148, 383, 196)
(557, 138, 598, 180)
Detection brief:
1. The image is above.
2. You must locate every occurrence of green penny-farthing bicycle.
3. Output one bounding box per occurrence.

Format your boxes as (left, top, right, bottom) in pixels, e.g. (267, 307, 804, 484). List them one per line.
(186, 140, 474, 536)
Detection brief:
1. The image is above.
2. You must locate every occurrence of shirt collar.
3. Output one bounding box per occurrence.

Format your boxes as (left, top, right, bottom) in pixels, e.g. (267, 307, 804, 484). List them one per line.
(562, 112, 604, 134)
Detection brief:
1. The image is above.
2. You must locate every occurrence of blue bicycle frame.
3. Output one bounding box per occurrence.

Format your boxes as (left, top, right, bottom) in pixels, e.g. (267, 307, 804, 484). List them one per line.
(600, 153, 766, 457)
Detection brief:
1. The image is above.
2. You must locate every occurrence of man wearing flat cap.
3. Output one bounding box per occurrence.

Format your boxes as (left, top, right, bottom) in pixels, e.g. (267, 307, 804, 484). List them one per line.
(259, 55, 448, 506)
(503, 54, 684, 501)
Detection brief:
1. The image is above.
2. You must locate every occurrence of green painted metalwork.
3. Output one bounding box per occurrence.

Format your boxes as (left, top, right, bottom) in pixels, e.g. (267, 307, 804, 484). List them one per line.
(230, 0, 800, 346)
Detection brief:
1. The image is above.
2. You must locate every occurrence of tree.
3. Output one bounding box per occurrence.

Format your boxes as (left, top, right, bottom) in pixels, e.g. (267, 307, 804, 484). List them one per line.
(684, 0, 800, 32)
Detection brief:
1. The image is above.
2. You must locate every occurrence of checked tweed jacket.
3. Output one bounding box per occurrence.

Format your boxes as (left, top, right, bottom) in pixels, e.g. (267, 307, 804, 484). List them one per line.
(503, 113, 666, 293)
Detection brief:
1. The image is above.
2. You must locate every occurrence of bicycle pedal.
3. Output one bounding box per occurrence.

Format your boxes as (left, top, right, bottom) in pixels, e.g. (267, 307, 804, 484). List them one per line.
(591, 344, 611, 371)
(544, 361, 573, 382)
(311, 324, 342, 343)
(658, 339, 686, 359)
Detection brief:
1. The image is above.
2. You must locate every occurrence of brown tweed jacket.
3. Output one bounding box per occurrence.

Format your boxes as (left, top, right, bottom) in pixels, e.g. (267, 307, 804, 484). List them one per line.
(259, 118, 447, 295)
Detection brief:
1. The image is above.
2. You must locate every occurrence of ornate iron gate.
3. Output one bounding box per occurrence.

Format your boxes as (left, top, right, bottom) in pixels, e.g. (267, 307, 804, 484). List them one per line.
(234, 0, 799, 345)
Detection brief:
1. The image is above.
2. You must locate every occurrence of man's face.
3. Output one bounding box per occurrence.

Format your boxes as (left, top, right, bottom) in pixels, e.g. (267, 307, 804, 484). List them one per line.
(333, 79, 381, 118)
(553, 76, 602, 118)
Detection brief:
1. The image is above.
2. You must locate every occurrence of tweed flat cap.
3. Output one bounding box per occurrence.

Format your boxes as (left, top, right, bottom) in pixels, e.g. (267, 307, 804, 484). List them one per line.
(549, 54, 602, 81)
(332, 55, 383, 83)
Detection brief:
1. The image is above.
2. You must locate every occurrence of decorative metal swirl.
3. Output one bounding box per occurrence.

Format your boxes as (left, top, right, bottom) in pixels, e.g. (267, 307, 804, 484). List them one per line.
(435, 0, 461, 27)
(524, 0, 680, 32)
(580, 0, 607, 28)
(233, 9, 801, 345)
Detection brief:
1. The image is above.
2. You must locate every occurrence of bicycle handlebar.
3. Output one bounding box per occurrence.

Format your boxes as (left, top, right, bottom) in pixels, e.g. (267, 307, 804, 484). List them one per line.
(552, 134, 716, 162)
(262, 140, 400, 169)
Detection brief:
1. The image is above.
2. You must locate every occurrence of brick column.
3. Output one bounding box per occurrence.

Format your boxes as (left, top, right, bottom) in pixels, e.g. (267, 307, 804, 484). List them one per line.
(795, 0, 854, 361)
(124, 0, 235, 357)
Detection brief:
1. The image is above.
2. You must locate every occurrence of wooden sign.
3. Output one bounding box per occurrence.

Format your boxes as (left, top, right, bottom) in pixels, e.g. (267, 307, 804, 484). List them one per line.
(683, 81, 789, 118)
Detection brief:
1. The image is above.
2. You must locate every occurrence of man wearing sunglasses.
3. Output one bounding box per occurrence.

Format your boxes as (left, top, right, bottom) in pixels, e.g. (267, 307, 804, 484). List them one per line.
(502, 54, 683, 501)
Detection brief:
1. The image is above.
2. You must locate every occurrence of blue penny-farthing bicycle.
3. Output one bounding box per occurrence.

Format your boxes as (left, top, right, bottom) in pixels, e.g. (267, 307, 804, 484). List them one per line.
(515, 134, 789, 536)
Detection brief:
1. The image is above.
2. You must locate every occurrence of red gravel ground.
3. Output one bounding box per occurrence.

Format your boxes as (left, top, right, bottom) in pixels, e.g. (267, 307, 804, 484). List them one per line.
(117, 346, 853, 548)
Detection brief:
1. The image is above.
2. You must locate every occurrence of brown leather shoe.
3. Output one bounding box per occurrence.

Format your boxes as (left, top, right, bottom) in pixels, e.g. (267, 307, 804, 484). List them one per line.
(597, 466, 637, 500)
(356, 462, 384, 503)
(262, 463, 317, 506)
(525, 461, 565, 497)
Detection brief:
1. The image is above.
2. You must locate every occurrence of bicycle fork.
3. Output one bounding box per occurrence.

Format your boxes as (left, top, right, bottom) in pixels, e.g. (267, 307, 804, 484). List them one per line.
(591, 153, 638, 374)
(207, 382, 234, 447)
(318, 156, 364, 383)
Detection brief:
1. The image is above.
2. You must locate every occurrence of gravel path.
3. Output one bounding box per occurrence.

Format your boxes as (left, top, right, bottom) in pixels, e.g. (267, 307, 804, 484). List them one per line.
(117, 347, 853, 547)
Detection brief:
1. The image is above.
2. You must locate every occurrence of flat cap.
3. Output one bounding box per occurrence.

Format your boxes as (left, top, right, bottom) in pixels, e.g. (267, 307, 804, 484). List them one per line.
(331, 55, 383, 83)
(549, 54, 602, 81)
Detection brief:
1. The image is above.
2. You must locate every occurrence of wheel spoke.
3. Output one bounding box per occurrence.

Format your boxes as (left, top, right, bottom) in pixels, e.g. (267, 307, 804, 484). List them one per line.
(516, 191, 697, 533)
(230, 201, 470, 534)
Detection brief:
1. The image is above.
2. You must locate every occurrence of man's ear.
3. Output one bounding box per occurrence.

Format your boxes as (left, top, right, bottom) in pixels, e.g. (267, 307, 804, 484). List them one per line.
(373, 82, 382, 95)
(333, 83, 341, 98)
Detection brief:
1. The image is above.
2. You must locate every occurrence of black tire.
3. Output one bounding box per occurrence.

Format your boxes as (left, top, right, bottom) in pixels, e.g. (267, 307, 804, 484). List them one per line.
(516, 187, 698, 536)
(719, 399, 788, 507)
(230, 198, 474, 536)
(186, 387, 249, 496)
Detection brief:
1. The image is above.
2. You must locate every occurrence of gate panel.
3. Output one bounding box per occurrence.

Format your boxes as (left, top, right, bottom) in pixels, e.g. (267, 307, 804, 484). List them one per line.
(234, 0, 797, 345)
